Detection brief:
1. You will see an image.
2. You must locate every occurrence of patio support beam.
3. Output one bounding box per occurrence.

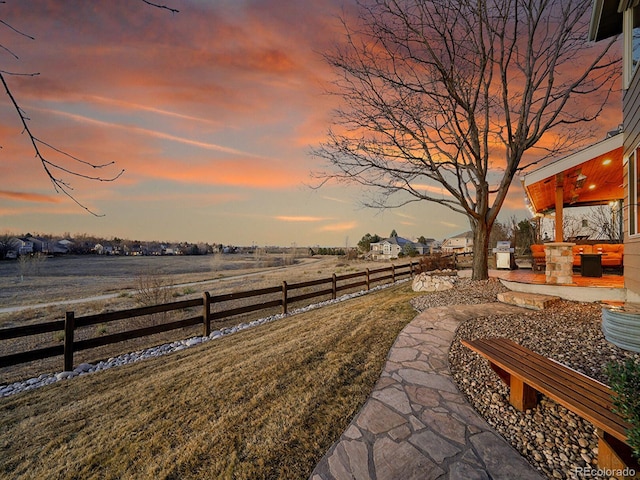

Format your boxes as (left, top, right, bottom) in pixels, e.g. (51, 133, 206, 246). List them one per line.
(555, 173, 564, 242)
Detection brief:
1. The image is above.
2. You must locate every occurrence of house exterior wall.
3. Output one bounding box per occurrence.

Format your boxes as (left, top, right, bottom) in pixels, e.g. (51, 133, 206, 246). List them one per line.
(369, 237, 424, 260)
(441, 236, 473, 254)
(8, 238, 34, 255)
(623, 69, 640, 301)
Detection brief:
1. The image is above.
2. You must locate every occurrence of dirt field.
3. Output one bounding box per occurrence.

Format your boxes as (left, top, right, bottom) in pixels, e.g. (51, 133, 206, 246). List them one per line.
(0, 253, 321, 308)
(0, 253, 401, 383)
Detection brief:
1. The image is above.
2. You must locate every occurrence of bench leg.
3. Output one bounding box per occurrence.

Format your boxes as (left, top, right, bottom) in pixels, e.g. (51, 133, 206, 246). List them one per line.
(489, 364, 538, 410)
(509, 376, 538, 411)
(490, 364, 511, 385)
(597, 430, 640, 479)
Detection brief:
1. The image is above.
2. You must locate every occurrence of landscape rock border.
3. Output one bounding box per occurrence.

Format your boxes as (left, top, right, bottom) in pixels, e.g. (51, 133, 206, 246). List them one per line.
(411, 269, 458, 292)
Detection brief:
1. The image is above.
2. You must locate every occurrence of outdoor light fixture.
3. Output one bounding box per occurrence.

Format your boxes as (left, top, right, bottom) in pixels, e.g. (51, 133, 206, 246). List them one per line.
(576, 173, 587, 188)
(603, 158, 612, 165)
(589, 184, 596, 190)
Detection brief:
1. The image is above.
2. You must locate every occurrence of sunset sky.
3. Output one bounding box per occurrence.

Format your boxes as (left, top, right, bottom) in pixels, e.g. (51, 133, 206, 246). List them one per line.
(0, 0, 622, 247)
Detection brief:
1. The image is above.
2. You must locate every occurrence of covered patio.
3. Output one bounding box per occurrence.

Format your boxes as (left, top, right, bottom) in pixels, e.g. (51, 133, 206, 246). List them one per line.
(488, 268, 625, 303)
(520, 133, 624, 286)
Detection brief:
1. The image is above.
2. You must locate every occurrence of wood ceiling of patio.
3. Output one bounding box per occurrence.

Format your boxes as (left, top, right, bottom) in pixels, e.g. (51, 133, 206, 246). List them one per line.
(524, 146, 624, 214)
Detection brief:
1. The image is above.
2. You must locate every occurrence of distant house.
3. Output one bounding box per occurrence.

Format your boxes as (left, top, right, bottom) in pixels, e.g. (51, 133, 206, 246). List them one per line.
(26, 236, 70, 255)
(370, 236, 429, 260)
(57, 239, 74, 251)
(94, 243, 114, 255)
(441, 231, 474, 254)
(7, 237, 34, 256)
(128, 243, 145, 256)
(26, 236, 50, 254)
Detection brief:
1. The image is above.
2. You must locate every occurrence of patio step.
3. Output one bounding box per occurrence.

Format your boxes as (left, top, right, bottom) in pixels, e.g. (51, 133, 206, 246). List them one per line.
(497, 291, 561, 310)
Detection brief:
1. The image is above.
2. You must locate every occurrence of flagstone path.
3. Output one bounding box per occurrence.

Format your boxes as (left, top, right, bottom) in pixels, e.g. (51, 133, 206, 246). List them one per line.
(310, 303, 545, 480)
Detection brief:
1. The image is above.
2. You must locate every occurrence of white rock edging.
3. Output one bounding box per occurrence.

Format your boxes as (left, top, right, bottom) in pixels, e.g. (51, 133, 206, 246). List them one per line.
(0, 279, 409, 398)
(411, 269, 458, 292)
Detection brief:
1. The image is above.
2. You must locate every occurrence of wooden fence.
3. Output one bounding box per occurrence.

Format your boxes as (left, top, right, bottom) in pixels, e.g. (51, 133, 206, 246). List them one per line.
(0, 261, 420, 373)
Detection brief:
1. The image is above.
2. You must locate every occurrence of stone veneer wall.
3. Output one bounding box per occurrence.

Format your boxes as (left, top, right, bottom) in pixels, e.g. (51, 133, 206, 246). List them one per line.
(544, 242, 575, 285)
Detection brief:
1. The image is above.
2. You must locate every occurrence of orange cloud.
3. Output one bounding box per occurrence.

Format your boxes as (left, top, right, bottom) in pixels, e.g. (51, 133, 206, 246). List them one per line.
(33, 107, 266, 159)
(409, 183, 454, 197)
(440, 221, 460, 228)
(318, 221, 357, 232)
(83, 95, 224, 128)
(275, 215, 331, 222)
(321, 196, 350, 204)
(0, 191, 61, 203)
(129, 157, 305, 189)
(124, 191, 247, 204)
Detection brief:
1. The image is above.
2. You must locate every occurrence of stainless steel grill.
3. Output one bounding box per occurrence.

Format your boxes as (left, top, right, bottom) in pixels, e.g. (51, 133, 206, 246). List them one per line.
(492, 241, 515, 269)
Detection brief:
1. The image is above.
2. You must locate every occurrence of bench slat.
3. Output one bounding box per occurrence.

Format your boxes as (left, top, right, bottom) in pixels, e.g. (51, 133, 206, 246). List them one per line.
(461, 337, 630, 442)
(490, 338, 612, 394)
(479, 338, 614, 407)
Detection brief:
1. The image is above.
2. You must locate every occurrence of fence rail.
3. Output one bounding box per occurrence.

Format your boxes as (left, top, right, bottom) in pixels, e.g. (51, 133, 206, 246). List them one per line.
(0, 261, 420, 374)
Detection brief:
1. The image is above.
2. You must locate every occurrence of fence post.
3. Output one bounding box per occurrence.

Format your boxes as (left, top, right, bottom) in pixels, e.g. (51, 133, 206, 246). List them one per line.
(332, 274, 337, 299)
(410, 261, 414, 277)
(282, 281, 288, 314)
(366, 269, 370, 290)
(392, 264, 396, 283)
(64, 311, 75, 372)
(202, 292, 211, 337)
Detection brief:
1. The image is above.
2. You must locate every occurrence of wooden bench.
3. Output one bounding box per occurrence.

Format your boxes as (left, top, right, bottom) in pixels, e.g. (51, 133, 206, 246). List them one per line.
(461, 337, 639, 478)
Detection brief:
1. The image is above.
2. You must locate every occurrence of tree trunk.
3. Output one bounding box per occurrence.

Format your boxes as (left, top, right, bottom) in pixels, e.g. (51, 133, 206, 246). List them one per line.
(471, 222, 490, 280)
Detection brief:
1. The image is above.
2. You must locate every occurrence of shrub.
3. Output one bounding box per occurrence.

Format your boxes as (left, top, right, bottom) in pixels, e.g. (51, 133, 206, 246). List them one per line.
(607, 358, 640, 459)
(134, 269, 173, 325)
(418, 253, 456, 272)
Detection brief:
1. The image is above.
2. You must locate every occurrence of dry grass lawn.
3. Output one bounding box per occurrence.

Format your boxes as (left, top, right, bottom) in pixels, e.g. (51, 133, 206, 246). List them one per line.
(0, 283, 419, 479)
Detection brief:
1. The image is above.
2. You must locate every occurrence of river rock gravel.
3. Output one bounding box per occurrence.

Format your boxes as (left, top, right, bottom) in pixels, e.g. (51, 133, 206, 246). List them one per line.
(412, 277, 640, 480)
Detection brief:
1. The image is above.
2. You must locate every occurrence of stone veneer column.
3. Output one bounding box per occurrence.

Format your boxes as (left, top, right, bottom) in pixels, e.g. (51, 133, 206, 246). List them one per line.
(544, 242, 575, 285)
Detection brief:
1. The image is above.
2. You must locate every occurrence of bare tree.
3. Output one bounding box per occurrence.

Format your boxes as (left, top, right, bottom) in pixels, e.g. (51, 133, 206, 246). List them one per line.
(584, 205, 622, 241)
(313, 0, 620, 280)
(134, 268, 173, 325)
(0, 1, 177, 215)
(561, 205, 622, 241)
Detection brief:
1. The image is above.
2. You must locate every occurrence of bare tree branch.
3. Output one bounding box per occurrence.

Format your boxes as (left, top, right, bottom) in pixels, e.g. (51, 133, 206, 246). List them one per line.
(0, 0, 177, 214)
(140, 0, 179, 14)
(0, 72, 124, 216)
(0, 18, 34, 40)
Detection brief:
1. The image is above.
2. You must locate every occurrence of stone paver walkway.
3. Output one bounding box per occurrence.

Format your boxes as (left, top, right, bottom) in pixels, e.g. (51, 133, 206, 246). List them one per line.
(310, 303, 545, 480)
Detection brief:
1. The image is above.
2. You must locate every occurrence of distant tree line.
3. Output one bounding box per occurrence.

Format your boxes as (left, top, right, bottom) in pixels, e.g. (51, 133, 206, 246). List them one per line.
(0, 231, 225, 259)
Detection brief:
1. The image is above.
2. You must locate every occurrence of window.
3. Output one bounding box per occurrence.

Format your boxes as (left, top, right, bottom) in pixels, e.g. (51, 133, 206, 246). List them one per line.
(629, 146, 640, 236)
